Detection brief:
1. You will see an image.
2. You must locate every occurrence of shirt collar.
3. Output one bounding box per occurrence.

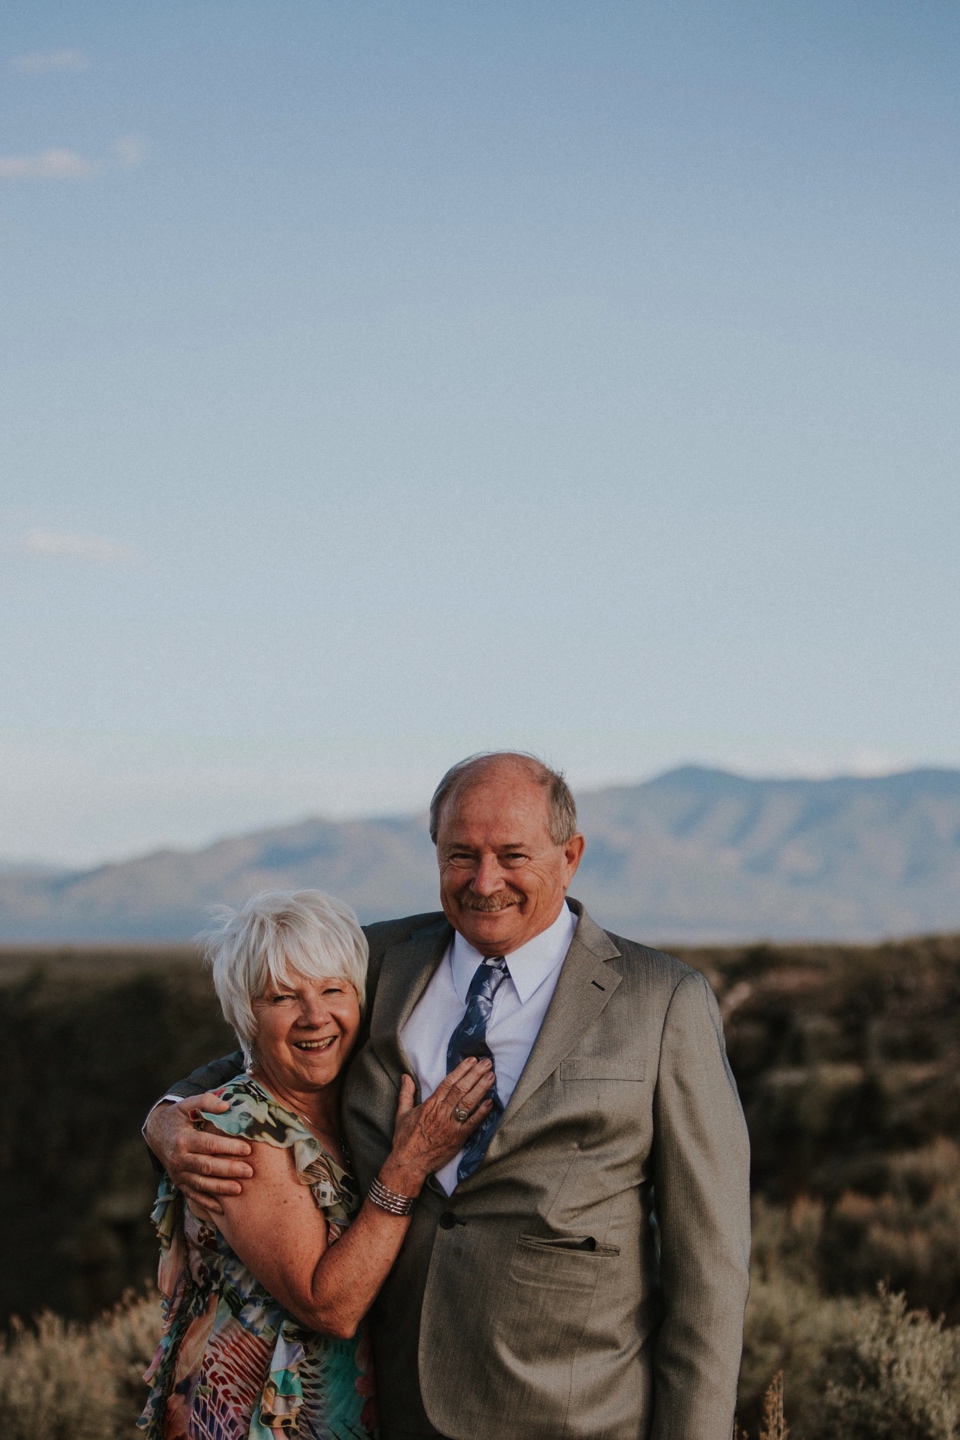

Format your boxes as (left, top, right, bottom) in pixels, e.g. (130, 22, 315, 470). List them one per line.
(450, 901, 577, 1005)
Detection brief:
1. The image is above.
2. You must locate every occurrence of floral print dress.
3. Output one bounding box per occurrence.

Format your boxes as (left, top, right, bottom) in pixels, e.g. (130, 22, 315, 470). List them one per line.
(139, 1075, 377, 1440)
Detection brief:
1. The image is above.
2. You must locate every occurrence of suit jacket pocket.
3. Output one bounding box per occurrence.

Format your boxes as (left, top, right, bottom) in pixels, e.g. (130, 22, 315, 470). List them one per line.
(510, 1234, 620, 1289)
(517, 1233, 620, 1257)
(497, 1234, 625, 1388)
(559, 1056, 646, 1081)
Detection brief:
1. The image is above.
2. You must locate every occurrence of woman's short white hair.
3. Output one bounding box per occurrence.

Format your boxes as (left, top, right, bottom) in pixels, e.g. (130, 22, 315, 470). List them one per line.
(202, 889, 369, 1067)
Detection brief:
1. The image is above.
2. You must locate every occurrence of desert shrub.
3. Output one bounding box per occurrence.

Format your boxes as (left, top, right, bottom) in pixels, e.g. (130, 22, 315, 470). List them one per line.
(740, 1201, 861, 1437)
(712, 935, 960, 1205)
(741, 1199, 960, 1439)
(740, 1272, 856, 1436)
(818, 1139, 960, 1321)
(0, 1289, 160, 1440)
(750, 1195, 823, 1286)
(813, 1289, 960, 1440)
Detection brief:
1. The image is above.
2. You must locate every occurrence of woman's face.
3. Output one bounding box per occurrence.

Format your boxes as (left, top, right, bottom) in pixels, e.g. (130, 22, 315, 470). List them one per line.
(251, 969, 361, 1096)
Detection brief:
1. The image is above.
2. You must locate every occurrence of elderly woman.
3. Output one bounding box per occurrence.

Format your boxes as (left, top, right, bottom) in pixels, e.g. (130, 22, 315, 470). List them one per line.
(139, 890, 493, 1440)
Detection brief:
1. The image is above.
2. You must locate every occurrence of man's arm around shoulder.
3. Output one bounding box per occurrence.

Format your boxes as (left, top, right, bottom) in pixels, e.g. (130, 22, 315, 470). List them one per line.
(144, 1051, 249, 1209)
(162, 1052, 245, 1101)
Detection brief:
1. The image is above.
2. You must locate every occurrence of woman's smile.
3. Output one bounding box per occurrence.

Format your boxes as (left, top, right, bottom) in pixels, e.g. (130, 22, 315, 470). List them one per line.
(251, 973, 362, 1109)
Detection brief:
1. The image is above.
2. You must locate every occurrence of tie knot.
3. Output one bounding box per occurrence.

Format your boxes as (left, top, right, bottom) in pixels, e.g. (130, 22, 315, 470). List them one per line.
(466, 954, 508, 1001)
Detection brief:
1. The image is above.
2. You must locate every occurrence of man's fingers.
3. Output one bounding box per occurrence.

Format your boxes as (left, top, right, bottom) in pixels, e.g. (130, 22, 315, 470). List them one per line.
(186, 1090, 231, 1114)
(187, 1153, 255, 1180)
(186, 1175, 244, 1198)
(183, 1128, 252, 1159)
(179, 1184, 229, 1215)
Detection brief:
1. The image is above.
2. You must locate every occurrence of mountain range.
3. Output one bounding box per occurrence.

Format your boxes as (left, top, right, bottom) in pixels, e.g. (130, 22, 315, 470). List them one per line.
(3, 765, 960, 943)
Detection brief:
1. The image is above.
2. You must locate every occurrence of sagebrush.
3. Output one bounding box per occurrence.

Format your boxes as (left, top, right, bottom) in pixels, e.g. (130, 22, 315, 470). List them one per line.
(0, 1289, 159, 1440)
(741, 1201, 960, 1439)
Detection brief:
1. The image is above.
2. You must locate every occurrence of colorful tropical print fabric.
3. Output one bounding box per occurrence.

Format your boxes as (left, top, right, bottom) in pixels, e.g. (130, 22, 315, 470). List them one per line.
(139, 1075, 377, 1440)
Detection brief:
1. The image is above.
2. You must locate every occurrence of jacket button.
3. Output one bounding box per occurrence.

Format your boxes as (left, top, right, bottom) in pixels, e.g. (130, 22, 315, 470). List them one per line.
(438, 1211, 457, 1229)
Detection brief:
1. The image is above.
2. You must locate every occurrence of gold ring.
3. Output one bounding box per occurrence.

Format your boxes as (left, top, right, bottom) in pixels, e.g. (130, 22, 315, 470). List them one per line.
(454, 1105, 470, 1123)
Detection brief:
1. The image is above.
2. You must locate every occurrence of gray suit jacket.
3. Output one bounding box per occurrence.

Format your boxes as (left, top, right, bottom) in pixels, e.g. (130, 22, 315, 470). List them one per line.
(172, 901, 750, 1440)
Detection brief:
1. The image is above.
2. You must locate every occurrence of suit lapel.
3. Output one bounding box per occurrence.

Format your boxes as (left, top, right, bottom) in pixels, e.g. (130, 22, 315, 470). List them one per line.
(368, 918, 453, 1088)
(480, 905, 621, 1163)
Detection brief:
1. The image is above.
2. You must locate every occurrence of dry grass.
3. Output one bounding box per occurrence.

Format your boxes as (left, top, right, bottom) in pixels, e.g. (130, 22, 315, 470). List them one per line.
(740, 1200, 861, 1436)
(819, 1138, 960, 1322)
(741, 1199, 960, 1439)
(814, 1290, 960, 1440)
(4, 1262, 960, 1440)
(0, 1290, 159, 1440)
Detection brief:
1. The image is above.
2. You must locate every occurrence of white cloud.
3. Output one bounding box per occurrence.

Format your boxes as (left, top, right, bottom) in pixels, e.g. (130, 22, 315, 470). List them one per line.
(19, 530, 139, 566)
(113, 134, 146, 169)
(0, 148, 99, 180)
(0, 137, 147, 181)
(13, 48, 90, 75)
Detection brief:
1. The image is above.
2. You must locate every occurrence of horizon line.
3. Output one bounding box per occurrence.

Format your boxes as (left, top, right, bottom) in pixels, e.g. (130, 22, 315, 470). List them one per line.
(4, 758, 959, 877)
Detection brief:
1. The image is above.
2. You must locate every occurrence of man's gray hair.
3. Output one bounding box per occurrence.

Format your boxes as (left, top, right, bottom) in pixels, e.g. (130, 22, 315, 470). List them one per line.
(201, 889, 369, 1067)
(429, 751, 579, 846)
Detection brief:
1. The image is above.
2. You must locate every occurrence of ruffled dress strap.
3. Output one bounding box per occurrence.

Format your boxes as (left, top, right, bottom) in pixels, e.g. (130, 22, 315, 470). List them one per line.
(200, 1074, 361, 1230)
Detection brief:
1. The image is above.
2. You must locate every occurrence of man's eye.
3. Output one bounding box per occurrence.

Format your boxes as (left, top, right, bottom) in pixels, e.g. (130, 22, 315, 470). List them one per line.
(503, 853, 528, 866)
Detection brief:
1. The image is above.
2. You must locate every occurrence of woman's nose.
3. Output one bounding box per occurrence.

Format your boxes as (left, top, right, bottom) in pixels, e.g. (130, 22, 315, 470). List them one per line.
(297, 995, 328, 1027)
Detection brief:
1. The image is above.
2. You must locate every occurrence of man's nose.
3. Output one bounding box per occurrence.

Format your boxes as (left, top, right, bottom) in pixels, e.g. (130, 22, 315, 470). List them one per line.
(471, 854, 505, 895)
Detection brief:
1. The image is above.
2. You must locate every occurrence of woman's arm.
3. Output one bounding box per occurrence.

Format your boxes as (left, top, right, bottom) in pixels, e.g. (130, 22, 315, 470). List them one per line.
(210, 1059, 493, 1337)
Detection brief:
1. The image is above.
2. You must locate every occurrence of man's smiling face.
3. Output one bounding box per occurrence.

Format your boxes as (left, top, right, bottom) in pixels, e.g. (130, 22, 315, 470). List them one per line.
(435, 761, 585, 957)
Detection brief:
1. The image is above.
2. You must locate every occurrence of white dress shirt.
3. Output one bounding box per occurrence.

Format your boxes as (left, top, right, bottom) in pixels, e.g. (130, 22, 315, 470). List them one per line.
(400, 901, 577, 1194)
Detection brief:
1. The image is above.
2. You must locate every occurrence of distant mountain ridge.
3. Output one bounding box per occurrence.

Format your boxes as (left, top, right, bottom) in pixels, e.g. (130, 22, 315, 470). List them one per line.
(3, 765, 960, 943)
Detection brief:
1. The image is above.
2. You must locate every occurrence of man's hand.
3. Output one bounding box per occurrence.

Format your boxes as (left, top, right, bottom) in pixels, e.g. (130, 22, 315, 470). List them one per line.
(145, 1093, 254, 1214)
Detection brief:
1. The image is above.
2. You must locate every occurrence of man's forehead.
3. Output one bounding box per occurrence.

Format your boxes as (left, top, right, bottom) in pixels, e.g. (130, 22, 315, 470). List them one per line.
(439, 772, 552, 832)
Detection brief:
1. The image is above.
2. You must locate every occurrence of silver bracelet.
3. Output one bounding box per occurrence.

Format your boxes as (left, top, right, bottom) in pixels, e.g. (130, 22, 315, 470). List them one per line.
(368, 1175, 416, 1216)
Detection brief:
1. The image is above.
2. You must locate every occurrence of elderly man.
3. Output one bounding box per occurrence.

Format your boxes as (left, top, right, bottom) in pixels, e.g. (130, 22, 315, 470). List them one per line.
(148, 752, 750, 1440)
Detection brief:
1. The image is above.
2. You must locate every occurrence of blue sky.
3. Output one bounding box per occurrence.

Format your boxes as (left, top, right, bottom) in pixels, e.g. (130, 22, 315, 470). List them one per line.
(2, 1, 959, 864)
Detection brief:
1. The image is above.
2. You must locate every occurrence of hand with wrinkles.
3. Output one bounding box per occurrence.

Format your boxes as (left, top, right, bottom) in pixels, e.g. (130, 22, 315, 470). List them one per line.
(380, 1058, 494, 1198)
(145, 1091, 254, 1213)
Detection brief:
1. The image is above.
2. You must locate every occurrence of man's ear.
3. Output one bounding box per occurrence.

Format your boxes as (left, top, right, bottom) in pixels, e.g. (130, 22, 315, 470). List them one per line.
(562, 833, 585, 885)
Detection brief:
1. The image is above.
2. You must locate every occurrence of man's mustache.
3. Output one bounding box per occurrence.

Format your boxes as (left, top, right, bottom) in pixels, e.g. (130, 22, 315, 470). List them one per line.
(459, 890, 523, 912)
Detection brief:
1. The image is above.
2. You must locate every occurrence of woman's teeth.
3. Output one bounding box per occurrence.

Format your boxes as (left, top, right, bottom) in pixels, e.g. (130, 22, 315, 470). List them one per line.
(294, 1037, 335, 1050)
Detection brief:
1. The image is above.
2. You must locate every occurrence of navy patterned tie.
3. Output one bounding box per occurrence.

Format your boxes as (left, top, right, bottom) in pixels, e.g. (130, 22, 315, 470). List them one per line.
(446, 956, 509, 1182)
